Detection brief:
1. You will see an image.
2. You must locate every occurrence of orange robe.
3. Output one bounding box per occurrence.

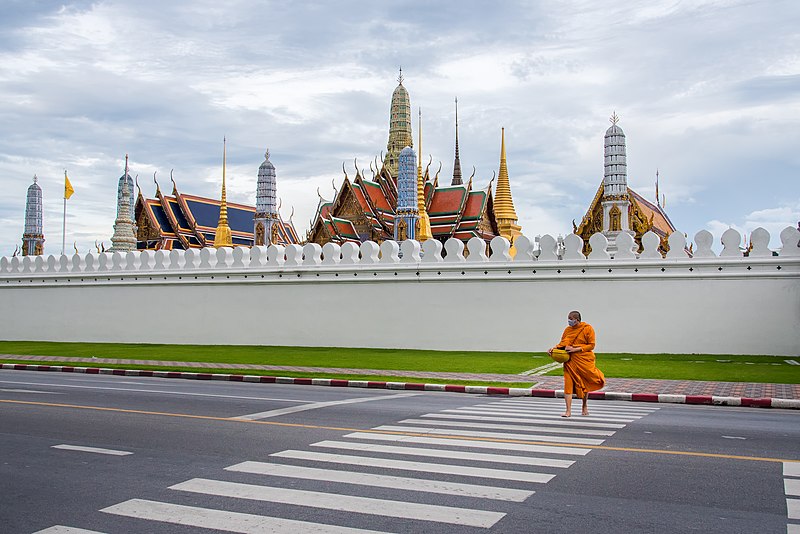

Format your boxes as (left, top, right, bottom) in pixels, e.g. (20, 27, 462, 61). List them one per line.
(557, 322, 605, 398)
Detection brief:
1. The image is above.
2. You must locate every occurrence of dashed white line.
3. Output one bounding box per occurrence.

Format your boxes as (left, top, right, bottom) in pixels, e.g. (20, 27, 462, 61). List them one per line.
(51, 445, 132, 456)
(232, 392, 420, 420)
(34, 527, 107, 534)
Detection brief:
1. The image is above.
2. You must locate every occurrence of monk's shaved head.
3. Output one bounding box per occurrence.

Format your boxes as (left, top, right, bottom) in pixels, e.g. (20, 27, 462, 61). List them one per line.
(568, 310, 582, 321)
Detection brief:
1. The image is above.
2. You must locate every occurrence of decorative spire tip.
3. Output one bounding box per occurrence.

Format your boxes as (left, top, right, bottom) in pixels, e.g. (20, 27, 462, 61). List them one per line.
(397, 66, 404, 85)
(610, 111, 620, 125)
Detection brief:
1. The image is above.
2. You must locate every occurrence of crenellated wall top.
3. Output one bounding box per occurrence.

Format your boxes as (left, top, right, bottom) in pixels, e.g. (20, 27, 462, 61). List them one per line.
(1, 228, 799, 283)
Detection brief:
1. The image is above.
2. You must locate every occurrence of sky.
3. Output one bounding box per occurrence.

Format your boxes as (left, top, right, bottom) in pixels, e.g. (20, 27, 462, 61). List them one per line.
(1, 0, 798, 255)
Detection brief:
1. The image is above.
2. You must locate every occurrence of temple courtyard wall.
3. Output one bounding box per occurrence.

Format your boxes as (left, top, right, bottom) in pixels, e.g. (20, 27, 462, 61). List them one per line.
(1, 228, 798, 356)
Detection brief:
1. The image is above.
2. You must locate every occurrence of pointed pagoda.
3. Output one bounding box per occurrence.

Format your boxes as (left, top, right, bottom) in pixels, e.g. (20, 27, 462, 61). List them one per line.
(451, 98, 463, 186)
(494, 128, 522, 247)
(110, 155, 137, 252)
(383, 68, 413, 177)
(214, 138, 233, 247)
(254, 148, 280, 246)
(416, 108, 432, 241)
(574, 114, 677, 255)
(308, 73, 502, 248)
(21, 175, 44, 256)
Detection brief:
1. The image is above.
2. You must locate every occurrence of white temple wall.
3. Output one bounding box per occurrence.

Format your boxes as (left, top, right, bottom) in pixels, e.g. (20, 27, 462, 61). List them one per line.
(0, 228, 798, 356)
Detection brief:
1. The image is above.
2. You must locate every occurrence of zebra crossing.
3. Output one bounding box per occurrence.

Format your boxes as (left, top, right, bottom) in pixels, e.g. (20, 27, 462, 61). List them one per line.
(39, 397, 660, 533)
(786, 461, 800, 533)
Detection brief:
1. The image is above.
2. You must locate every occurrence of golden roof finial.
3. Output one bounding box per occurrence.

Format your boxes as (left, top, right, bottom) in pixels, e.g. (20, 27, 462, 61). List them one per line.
(494, 127, 522, 247)
(416, 106, 432, 241)
(214, 136, 233, 247)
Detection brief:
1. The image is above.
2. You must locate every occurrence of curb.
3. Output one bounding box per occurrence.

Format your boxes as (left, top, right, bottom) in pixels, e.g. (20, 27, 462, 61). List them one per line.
(3, 363, 799, 410)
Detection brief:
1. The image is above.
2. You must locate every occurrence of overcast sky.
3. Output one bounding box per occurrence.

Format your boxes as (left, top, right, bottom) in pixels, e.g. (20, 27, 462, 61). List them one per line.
(1, 0, 798, 255)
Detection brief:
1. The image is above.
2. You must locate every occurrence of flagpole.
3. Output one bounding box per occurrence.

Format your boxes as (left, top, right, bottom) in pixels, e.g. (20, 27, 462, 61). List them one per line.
(62, 170, 67, 256)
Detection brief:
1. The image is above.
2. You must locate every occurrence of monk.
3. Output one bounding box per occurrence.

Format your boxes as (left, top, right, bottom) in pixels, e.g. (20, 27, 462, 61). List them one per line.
(548, 310, 605, 417)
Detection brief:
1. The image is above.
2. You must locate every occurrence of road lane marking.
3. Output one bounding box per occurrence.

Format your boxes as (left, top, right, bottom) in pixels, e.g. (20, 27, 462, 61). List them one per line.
(101, 499, 389, 533)
(271, 450, 555, 483)
(51, 444, 132, 456)
(482, 404, 653, 417)
(34, 527, 107, 534)
(420, 412, 626, 429)
(786, 478, 800, 496)
(0, 388, 62, 394)
(374, 425, 605, 445)
(343, 432, 591, 455)
(397, 417, 615, 436)
(4, 399, 799, 464)
(520, 362, 561, 376)
(310, 439, 575, 468)
(226, 461, 533, 502)
(446, 408, 639, 423)
(0, 379, 314, 403)
(232, 392, 420, 420)
(171, 478, 505, 528)
(787, 462, 800, 477)
(497, 399, 660, 412)
(722, 435, 746, 440)
(788, 498, 800, 520)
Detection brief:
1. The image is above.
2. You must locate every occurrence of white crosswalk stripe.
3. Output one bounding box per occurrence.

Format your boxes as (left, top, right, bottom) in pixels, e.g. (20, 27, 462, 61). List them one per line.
(420, 412, 627, 429)
(397, 417, 616, 436)
(102, 499, 391, 533)
(342, 432, 592, 455)
(227, 460, 534, 501)
(310, 439, 575, 468)
(271, 450, 556, 483)
(48, 395, 661, 532)
(170, 478, 506, 527)
(373, 424, 606, 445)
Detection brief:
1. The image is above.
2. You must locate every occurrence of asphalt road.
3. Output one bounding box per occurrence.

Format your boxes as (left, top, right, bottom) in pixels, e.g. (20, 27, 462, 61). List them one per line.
(1, 369, 798, 534)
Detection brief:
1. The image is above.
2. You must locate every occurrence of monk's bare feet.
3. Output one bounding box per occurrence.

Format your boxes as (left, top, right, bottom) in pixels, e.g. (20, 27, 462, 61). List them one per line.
(561, 412, 571, 418)
(581, 409, 589, 416)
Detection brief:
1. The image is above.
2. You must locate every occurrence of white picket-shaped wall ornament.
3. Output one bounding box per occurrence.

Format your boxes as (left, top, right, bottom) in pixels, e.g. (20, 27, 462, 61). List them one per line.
(47, 255, 58, 272)
(168, 249, 185, 270)
(666, 232, 688, 259)
(266, 244, 286, 266)
(21, 255, 33, 273)
(588, 233, 609, 260)
(231, 246, 248, 268)
(779, 226, 800, 257)
(443, 238, 465, 262)
(340, 242, 360, 264)
(380, 240, 400, 263)
(153, 250, 168, 270)
(562, 234, 586, 261)
(720, 228, 743, 257)
(466, 237, 488, 262)
(748, 227, 772, 257)
(197, 247, 214, 269)
(693, 230, 716, 258)
(513, 235, 535, 261)
(538, 235, 559, 261)
(84, 253, 97, 272)
(639, 231, 662, 259)
(322, 243, 342, 265)
(302, 243, 322, 266)
(359, 241, 380, 264)
(421, 239, 444, 263)
(249, 246, 267, 268)
(399, 240, 421, 263)
(489, 236, 512, 262)
(614, 232, 637, 259)
(284, 244, 303, 266)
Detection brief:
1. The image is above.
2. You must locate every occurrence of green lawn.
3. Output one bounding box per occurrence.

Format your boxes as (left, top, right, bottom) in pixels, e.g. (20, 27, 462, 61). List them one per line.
(1, 341, 798, 384)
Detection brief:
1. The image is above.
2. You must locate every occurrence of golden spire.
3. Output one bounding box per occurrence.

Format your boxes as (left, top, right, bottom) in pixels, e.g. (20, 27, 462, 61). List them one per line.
(416, 107, 432, 241)
(214, 137, 233, 247)
(494, 127, 522, 252)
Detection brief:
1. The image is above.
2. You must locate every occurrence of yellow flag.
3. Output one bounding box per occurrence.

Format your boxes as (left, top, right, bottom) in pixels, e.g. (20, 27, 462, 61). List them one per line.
(64, 173, 74, 200)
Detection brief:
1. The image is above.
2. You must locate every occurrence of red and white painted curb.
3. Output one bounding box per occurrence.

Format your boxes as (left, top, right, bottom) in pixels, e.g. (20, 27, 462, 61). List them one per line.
(3, 363, 798, 410)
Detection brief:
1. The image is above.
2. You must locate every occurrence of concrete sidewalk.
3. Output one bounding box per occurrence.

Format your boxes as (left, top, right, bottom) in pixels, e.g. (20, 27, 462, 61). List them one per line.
(3, 354, 799, 400)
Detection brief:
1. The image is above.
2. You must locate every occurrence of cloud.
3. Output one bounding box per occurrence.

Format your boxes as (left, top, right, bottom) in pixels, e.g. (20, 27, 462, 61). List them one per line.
(0, 0, 799, 255)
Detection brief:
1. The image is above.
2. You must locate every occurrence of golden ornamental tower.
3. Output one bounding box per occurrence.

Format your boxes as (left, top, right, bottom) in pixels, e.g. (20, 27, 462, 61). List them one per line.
(494, 127, 522, 250)
(214, 137, 233, 247)
(416, 108, 432, 241)
(383, 68, 413, 177)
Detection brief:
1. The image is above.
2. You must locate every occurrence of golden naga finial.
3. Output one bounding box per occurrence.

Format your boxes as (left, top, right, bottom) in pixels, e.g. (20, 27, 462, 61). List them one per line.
(610, 111, 620, 125)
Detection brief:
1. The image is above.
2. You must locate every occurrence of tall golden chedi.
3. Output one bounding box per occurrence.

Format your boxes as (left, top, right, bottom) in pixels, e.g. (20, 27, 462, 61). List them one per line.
(383, 69, 413, 177)
(214, 137, 233, 247)
(494, 127, 522, 251)
(416, 108, 432, 241)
